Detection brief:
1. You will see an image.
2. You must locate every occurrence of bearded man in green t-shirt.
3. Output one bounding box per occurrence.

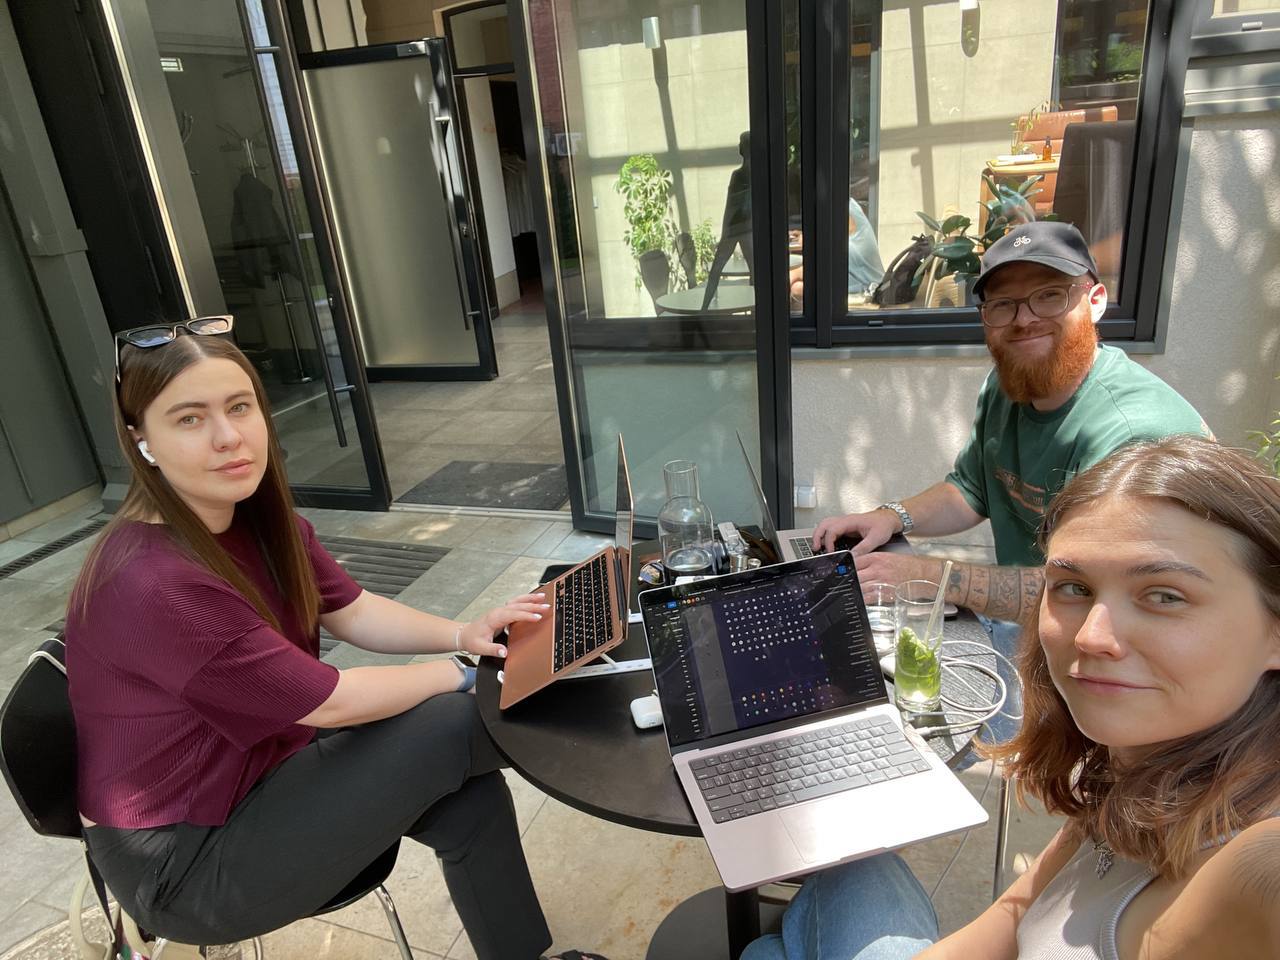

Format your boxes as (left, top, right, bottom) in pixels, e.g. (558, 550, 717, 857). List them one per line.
(813, 220, 1208, 639)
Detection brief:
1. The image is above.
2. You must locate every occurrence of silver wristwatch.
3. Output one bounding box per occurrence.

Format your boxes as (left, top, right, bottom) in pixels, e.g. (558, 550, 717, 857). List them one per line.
(877, 501, 914, 534)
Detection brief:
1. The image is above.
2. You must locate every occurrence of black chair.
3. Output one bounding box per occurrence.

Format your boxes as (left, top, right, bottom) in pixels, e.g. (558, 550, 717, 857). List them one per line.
(0, 636, 413, 959)
(1053, 119, 1135, 289)
(638, 249, 671, 313)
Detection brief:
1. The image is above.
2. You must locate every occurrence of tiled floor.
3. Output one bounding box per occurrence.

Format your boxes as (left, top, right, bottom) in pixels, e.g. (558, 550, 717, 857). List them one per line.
(278, 293, 566, 504)
(0, 504, 1061, 960)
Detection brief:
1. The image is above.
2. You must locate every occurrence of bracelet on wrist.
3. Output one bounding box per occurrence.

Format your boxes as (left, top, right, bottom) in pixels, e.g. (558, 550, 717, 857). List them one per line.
(876, 500, 914, 534)
(454, 625, 464, 653)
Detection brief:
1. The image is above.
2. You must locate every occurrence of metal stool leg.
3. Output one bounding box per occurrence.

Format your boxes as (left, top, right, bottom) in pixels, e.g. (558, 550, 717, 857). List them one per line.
(373, 884, 413, 960)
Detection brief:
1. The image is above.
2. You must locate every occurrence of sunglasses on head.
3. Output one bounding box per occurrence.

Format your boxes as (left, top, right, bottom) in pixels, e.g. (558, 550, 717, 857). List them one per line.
(113, 315, 234, 382)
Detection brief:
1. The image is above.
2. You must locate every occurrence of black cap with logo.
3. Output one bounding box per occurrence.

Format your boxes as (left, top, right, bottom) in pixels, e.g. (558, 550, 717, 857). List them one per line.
(973, 221, 1099, 301)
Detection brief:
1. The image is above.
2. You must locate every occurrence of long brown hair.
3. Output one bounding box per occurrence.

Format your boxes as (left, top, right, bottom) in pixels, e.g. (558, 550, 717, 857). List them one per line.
(71, 333, 319, 635)
(984, 435, 1280, 879)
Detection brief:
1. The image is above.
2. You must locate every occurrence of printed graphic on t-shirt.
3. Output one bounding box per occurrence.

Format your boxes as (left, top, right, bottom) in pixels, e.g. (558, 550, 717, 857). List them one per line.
(993, 466, 1047, 516)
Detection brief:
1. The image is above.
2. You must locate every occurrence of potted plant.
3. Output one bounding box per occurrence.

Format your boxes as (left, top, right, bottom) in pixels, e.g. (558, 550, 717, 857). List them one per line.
(913, 212, 983, 304)
(615, 154, 678, 292)
(915, 178, 1052, 305)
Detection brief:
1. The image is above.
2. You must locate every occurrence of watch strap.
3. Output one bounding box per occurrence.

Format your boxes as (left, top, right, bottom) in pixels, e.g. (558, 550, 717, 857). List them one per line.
(877, 501, 914, 534)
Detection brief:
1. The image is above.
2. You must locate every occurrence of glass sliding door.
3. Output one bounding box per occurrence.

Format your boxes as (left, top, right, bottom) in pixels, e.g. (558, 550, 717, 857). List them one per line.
(99, 0, 388, 506)
(514, 0, 788, 531)
(299, 39, 498, 381)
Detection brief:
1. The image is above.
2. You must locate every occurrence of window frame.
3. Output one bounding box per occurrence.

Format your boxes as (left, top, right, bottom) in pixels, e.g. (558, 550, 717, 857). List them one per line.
(788, 0, 1194, 350)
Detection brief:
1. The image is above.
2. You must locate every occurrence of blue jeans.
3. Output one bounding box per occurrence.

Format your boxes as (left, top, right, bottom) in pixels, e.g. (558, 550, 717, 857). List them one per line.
(972, 613, 1023, 750)
(740, 854, 939, 960)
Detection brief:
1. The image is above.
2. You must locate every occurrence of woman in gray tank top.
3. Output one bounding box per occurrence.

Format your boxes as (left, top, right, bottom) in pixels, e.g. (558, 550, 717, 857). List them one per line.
(745, 436, 1280, 960)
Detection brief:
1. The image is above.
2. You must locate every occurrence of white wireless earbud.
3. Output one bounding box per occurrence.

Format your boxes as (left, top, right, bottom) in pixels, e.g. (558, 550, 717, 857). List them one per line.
(137, 440, 157, 465)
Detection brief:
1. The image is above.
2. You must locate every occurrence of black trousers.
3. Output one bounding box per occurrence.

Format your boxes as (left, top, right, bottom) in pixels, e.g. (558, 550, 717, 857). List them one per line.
(85, 693, 552, 960)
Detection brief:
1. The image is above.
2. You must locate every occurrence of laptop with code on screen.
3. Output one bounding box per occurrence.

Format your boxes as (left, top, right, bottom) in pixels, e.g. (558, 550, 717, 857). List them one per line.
(638, 553, 986, 891)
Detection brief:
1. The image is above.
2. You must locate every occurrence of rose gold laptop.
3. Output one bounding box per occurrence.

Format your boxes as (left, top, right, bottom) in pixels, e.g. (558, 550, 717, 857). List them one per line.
(499, 435, 634, 709)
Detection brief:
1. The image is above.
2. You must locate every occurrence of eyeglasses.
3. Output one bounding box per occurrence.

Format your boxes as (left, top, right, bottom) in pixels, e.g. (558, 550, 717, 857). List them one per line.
(113, 316, 234, 382)
(977, 283, 1092, 328)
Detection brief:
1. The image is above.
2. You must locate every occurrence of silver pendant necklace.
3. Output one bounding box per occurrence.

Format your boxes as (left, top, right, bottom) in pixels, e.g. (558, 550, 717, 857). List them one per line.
(1093, 840, 1115, 879)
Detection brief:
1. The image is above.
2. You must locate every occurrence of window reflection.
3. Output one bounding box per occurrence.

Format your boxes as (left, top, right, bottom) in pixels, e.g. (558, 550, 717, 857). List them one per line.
(847, 1, 1148, 315)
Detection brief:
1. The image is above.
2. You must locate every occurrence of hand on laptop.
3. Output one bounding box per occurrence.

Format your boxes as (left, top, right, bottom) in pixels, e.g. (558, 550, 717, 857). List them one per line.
(812, 509, 899, 555)
(459, 592, 551, 659)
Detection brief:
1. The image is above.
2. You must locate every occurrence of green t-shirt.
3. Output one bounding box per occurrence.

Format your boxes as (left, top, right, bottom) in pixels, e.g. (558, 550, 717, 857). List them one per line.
(945, 344, 1209, 567)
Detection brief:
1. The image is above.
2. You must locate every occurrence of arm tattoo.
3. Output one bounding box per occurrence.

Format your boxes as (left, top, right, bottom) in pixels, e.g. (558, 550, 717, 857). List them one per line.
(1236, 830, 1280, 908)
(954, 563, 1044, 623)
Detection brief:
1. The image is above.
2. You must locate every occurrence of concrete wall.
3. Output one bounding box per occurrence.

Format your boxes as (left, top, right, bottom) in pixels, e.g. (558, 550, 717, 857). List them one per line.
(875, 0, 1058, 256)
(791, 110, 1280, 542)
(571, 16, 750, 317)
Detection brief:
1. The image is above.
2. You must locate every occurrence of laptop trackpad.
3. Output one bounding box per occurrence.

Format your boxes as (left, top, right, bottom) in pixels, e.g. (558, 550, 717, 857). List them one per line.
(780, 800, 892, 863)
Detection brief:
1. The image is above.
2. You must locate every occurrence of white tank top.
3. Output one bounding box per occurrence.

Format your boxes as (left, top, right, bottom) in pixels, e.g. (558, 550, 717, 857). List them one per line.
(1016, 815, 1277, 960)
(1015, 839, 1153, 960)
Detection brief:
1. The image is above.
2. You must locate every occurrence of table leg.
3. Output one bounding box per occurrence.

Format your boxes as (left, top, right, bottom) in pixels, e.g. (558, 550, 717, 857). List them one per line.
(726, 888, 761, 958)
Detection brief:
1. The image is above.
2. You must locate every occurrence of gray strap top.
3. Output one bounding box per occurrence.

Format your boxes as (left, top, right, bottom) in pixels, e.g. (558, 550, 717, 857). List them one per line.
(1017, 814, 1278, 960)
(1015, 839, 1152, 960)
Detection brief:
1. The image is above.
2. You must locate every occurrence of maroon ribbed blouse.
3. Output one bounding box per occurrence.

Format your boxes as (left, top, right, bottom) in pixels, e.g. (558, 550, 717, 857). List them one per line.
(67, 515, 361, 828)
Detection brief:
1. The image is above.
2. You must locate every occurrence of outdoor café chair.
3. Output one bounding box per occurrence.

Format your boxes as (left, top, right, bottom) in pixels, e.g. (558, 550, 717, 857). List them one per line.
(0, 635, 413, 960)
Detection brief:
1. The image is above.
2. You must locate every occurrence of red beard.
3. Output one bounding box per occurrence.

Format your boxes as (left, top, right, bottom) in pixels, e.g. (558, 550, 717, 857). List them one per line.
(988, 315, 1099, 405)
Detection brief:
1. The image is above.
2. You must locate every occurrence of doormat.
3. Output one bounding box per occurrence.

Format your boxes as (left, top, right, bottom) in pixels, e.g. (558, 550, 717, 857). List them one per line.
(396, 460, 569, 511)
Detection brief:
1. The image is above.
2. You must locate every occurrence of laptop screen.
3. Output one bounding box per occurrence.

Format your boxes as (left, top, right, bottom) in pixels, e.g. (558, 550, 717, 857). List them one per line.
(736, 431, 779, 547)
(613, 435, 634, 621)
(640, 554, 888, 749)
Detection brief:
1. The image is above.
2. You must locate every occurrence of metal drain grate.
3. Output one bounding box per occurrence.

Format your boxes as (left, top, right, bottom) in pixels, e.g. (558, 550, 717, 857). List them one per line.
(317, 535, 448, 598)
(315, 535, 449, 652)
(0, 516, 108, 583)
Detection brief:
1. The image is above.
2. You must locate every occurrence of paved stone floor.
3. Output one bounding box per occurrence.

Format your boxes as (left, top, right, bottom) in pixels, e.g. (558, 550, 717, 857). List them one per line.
(0, 503, 1061, 959)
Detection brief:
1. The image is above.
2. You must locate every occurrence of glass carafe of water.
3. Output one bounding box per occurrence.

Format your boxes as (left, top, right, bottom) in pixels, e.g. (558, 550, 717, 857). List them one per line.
(658, 460, 716, 579)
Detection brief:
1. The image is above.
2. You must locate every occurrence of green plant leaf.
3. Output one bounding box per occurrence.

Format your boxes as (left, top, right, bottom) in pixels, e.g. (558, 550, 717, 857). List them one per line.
(916, 211, 942, 232)
(939, 214, 971, 236)
(1017, 174, 1044, 196)
(934, 237, 976, 259)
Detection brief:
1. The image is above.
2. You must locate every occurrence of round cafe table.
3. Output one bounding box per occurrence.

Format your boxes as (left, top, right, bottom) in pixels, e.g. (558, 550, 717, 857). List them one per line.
(654, 285, 756, 316)
(475, 542, 997, 958)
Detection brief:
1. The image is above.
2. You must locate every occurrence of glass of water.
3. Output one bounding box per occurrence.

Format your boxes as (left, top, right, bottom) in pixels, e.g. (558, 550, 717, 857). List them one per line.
(894, 579, 944, 715)
(863, 581, 897, 655)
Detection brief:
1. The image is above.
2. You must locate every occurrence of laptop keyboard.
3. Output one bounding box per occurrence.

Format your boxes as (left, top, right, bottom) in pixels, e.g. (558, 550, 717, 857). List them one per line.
(552, 553, 615, 672)
(789, 536, 815, 558)
(688, 715, 931, 823)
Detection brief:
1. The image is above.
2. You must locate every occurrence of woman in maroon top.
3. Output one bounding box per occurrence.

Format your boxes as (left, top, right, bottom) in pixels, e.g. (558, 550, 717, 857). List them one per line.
(68, 319, 604, 960)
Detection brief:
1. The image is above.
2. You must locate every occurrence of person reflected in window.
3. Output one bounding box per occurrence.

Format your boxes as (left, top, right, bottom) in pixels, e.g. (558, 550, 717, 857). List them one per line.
(701, 131, 753, 311)
(745, 437, 1280, 960)
(789, 198, 884, 306)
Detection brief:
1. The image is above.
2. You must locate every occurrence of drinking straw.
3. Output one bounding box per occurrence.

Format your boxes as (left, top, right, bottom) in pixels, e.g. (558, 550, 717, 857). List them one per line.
(923, 560, 953, 645)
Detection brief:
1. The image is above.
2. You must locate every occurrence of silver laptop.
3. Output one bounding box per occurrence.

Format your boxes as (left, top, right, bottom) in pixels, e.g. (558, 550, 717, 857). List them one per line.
(639, 553, 987, 891)
(736, 432, 913, 563)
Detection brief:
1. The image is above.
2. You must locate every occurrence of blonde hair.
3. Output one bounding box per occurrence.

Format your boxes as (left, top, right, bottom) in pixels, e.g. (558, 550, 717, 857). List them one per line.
(984, 436, 1280, 879)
